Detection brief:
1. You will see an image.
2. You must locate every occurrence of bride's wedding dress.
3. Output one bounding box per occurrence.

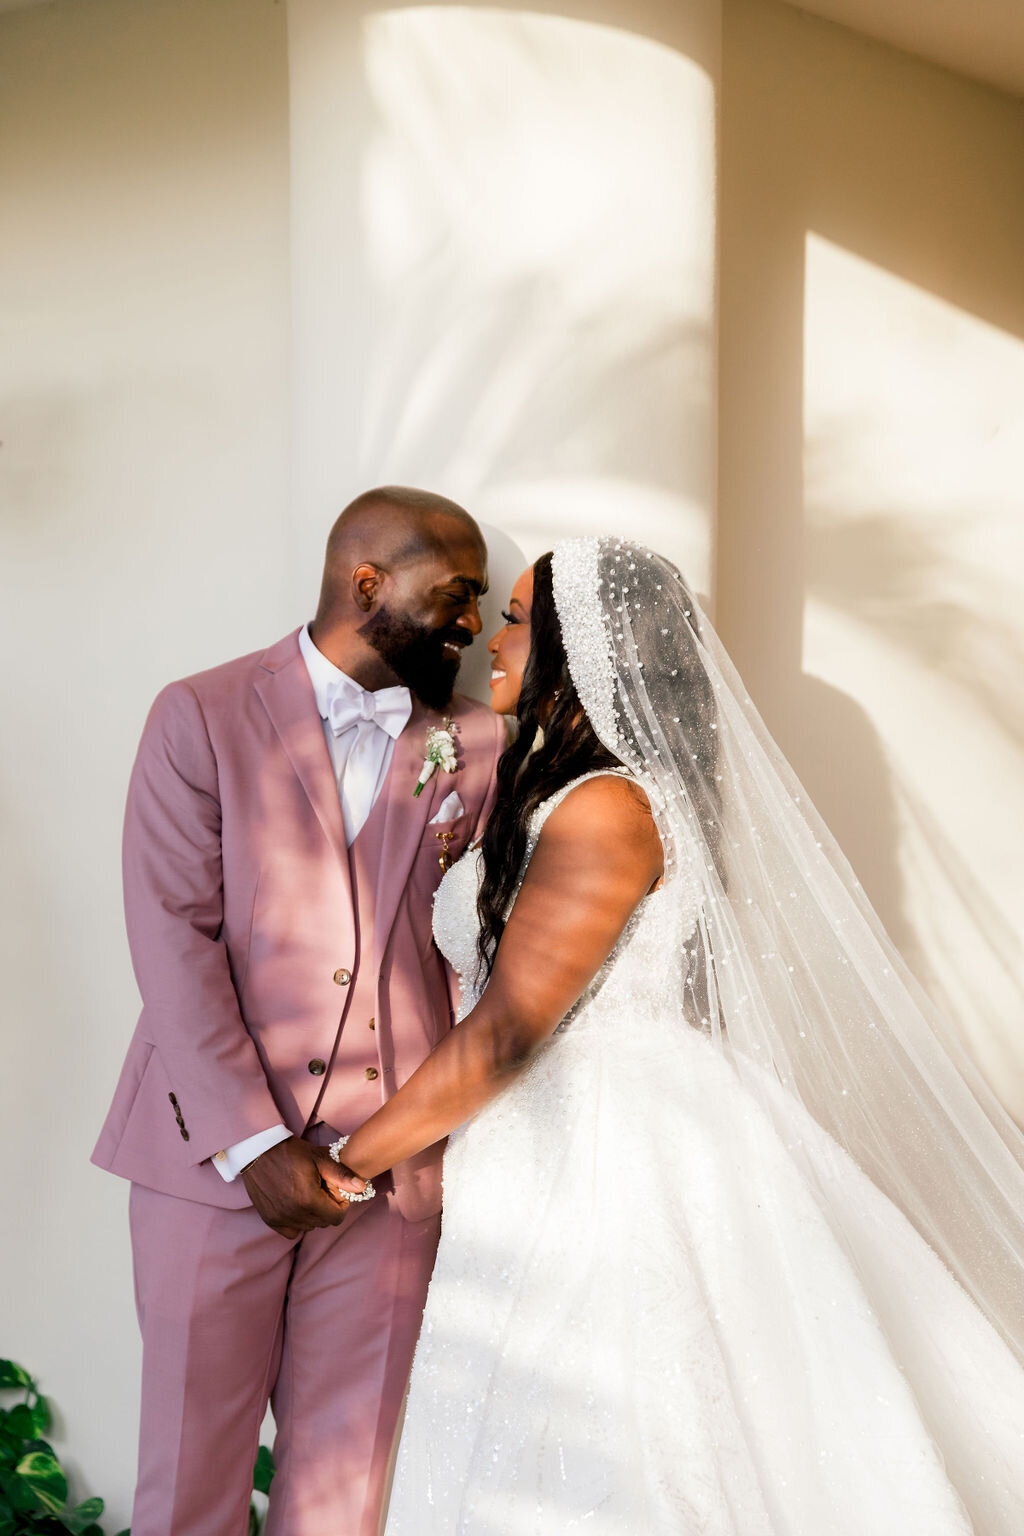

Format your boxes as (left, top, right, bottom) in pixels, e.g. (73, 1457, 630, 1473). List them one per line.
(382, 537, 1024, 1534)
(384, 773, 1024, 1536)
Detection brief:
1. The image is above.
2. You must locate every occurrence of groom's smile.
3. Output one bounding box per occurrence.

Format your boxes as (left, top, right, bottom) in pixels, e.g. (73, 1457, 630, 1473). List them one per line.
(360, 600, 480, 712)
(358, 522, 488, 710)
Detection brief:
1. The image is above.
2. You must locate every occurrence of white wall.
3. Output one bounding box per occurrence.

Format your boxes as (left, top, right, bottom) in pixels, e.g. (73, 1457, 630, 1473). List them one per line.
(3, 0, 1023, 1525)
(287, 0, 721, 692)
(718, 0, 1024, 1117)
(2, 0, 718, 1519)
(0, 0, 290, 1524)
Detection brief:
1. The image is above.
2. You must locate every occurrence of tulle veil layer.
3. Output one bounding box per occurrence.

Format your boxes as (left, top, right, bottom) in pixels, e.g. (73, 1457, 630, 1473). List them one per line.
(550, 538, 1024, 1368)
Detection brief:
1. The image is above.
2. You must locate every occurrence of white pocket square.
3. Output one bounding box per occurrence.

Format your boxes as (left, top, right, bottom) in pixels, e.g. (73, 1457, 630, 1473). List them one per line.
(429, 790, 464, 824)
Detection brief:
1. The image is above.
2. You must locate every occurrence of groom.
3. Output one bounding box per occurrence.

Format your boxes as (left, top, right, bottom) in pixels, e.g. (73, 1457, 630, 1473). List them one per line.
(93, 488, 505, 1536)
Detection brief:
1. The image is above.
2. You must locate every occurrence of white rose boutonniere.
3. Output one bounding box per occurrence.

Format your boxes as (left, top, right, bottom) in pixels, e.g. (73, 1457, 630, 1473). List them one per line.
(414, 720, 458, 797)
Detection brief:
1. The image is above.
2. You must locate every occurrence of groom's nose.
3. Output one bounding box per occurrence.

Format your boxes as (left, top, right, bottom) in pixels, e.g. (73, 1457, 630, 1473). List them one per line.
(455, 599, 483, 638)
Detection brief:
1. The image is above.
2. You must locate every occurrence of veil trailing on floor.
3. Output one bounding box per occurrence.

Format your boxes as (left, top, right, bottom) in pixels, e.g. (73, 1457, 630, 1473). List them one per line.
(551, 537, 1024, 1372)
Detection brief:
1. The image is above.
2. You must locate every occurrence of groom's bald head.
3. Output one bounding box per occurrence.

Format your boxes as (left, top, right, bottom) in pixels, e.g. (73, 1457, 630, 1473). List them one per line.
(317, 487, 482, 610)
(311, 486, 487, 707)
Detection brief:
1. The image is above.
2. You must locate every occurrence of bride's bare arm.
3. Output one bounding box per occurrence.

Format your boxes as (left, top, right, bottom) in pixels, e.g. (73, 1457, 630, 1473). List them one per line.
(334, 775, 662, 1185)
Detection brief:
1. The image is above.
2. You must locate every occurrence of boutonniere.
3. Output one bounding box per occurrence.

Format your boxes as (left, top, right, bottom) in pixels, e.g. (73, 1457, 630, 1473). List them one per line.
(413, 720, 458, 797)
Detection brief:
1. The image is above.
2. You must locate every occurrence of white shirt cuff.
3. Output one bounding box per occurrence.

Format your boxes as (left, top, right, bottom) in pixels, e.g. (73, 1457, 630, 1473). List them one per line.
(212, 1124, 292, 1182)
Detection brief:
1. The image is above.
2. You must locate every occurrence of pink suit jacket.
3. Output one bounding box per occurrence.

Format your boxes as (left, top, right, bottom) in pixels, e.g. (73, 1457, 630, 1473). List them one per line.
(93, 628, 504, 1221)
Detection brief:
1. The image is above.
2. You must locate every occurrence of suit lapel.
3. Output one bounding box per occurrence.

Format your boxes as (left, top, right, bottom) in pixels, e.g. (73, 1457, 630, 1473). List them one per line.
(372, 700, 445, 972)
(253, 632, 351, 881)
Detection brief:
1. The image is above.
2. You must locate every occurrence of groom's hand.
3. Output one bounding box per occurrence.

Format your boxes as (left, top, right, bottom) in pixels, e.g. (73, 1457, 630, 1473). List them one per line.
(242, 1136, 350, 1240)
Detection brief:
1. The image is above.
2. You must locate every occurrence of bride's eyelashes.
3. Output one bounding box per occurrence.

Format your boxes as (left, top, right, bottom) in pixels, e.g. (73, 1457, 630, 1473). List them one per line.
(500, 610, 517, 625)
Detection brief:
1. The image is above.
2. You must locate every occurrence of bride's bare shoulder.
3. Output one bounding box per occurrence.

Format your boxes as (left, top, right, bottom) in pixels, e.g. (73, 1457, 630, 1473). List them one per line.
(541, 773, 661, 865)
(553, 771, 653, 816)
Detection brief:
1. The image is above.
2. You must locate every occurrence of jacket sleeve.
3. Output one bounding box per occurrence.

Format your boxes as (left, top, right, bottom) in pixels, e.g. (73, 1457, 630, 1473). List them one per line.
(122, 680, 284, 1165)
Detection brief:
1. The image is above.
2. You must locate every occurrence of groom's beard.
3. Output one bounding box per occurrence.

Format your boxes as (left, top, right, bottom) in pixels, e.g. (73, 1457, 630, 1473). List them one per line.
(358, 605, 467, 711)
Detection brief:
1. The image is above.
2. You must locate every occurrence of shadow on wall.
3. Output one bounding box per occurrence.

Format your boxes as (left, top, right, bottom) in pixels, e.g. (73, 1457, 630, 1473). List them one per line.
(287, 0, 719, 611)
(718, 0, 1024, 1116)
(289, 0, 1024, 1109)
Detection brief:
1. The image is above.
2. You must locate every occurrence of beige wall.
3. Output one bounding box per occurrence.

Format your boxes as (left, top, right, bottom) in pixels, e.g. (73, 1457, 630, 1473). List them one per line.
(2, 0, 1022, 1523)
(287, 0, 721, 697)
(0, 0, 289, 1524)
(718, 0, 1024, 1114)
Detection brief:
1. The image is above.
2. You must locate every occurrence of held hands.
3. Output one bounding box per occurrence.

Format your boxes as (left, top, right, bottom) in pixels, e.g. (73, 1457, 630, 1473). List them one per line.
(241, 1137, 369, 1240)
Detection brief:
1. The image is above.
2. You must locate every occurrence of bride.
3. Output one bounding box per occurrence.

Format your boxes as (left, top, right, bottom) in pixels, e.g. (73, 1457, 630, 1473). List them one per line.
(328, 537, 1024, 1534)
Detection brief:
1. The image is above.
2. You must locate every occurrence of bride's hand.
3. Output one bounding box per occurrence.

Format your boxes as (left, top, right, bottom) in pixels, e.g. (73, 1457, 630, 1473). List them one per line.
(312, 1146, 368, 1204)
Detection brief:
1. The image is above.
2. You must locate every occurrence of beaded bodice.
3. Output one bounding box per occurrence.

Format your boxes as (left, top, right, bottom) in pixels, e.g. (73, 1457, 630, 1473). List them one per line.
(430, 846, 488, 1020)
(432, 770, 700, 1027)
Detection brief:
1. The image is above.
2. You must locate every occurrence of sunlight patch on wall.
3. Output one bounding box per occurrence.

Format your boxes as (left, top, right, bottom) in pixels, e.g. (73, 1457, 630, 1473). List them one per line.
(802, 232, 1024, 1112)
(288, 0, 717, 652)
(360, 7, 715, 580)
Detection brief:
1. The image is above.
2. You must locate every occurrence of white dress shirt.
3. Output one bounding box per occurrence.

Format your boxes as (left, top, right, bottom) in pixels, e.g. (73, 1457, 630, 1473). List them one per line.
(299, 623, 412, 844)
(212, 625, 411, 1182)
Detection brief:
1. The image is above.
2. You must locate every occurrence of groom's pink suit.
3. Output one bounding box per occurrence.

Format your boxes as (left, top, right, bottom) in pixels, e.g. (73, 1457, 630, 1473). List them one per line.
(93, 628, 503, 1536)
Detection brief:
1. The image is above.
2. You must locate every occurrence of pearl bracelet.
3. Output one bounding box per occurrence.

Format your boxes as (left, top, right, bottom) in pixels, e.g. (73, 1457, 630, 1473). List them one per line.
(327, 1135, 376, 1202)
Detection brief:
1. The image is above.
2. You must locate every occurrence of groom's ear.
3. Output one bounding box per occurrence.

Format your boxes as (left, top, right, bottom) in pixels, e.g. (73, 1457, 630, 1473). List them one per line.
(352, 562, 386, 612)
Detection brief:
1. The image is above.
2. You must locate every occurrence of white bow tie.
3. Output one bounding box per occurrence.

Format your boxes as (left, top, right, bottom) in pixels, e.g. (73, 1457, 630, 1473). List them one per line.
(324, 678, 412, 741)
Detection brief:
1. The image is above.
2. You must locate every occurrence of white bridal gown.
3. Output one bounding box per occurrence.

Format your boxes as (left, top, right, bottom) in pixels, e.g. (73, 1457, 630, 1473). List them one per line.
(384, 774, 1024, 1536)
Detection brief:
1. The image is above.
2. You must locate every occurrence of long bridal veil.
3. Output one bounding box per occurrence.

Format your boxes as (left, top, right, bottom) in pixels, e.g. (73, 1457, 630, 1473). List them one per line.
(384, 536, 1023, 1536)
(551, 538, 1024, 1376)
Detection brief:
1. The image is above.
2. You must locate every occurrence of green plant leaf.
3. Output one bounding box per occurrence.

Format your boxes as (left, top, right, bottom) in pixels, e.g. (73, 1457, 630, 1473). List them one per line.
(64, 1496, 105, 1534)
(5, 1465, 44, 1514)
(0, 1364, 32, 1393)
(5, 1404, 38, 1442)
(31, 1397, 51, 1437)
(0, 1365, 122, 1535)
(0, 1422, 22, 1459)
(15, 1449, 67, 1514)
(252, 1444, 275, 1496)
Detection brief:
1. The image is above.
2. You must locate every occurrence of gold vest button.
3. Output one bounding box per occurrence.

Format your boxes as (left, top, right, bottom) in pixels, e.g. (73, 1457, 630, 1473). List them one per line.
(368, 1017, 375, 1031)
(308, 1058, 327, 1076)
(333, 968, 351, 986)
(364, 1066, 379, 1081)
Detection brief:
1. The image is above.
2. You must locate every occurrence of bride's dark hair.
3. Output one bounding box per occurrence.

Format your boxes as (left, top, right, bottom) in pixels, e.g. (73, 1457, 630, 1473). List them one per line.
(476, 552, 620, 974)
